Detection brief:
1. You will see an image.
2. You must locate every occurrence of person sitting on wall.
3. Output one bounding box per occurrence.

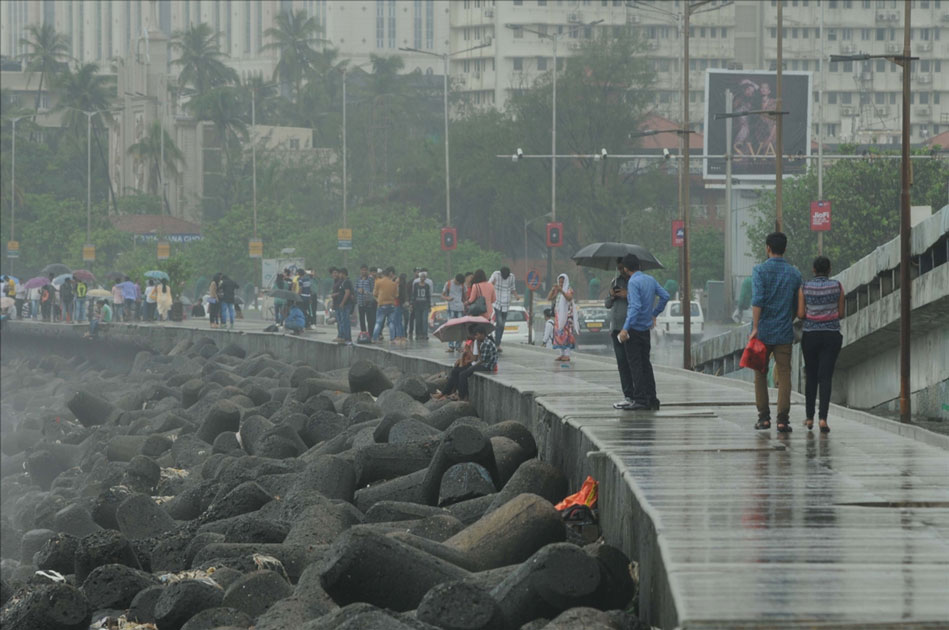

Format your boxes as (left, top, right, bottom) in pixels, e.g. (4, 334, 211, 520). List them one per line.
(284, 302, 306, 335)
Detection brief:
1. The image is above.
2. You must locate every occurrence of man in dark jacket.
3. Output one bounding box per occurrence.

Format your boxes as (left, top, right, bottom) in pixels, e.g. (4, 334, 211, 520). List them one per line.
(605, 258, 634, 409)
(219, 274, 238, 330)
(60, 277, 74, 323)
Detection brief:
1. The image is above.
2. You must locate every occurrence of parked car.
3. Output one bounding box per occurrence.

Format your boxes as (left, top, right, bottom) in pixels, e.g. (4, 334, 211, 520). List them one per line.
(498, 306, 530, 343)
(576, 301, 610, 344)
(656, 300, 704, 340)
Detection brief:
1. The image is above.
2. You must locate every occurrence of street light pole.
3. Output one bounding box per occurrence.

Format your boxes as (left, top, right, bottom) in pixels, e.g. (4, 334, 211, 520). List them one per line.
(9, 116, 23, 273)
(775, 0, 784, 232)
(898, 0, 912, 422)
(86, 111, 93, 242)
(724, 91, 734, 318)
(252, 90, 257, 238)
(681, 5, 693, 370)
(342, 68, 348, 233)
(818, 0, 825, 255)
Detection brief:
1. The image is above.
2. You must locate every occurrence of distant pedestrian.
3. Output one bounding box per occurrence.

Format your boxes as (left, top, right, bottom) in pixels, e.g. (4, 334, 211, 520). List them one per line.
(299, 269, 314, 328)
(467, 269, 496, 322)
(86, 299, 111, 338)
(442, 273, 466, 352)
(397, 272, 411, 341)
(191, 297, 206, 319)
(157, 279, 173, 321)
(372, 267, 399, 342)
(547, 273, 577, 362)
(490, 266, 518, 349)
(273, 270, 287, 325)
(407, 268, 420, 340)
(617, 254, 669, 411)
(15, 282, 26, 319)
(60, 277, 74, 323)
(542, 307, 555, 348)
(733, 276, 753, 324)
(121, 277, 136, 322)
(412, 270, 434, 340)
(606, 258, 635, 409)
(207, 274, 220, 328)
(219, 274, 238, 330)
(40, 277, 55, 322)
(284, 302, 306, 335)
(356, 264, 377, 338)
(75, 278, 87, 322)
(29, 285, 41, 320)
(797, 256, 845, 434)
(144, 279, 158, 321)
(750, 232, 802, 433)
(334, 267, 354, 343)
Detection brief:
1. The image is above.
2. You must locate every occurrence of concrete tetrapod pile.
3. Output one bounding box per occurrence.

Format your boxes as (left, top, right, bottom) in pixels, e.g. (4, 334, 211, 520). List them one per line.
(0, 340, 644, 630)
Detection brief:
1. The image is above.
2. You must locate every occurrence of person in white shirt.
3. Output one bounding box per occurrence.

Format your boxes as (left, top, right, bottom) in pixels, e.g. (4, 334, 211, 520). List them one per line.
(489, 266, 519, 350)
(442, 273, 467, 352)
(542, 307, 555, 348)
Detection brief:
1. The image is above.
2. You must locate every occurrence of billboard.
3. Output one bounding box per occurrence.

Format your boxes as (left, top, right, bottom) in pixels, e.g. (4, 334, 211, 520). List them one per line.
(704, 70, 812, 180)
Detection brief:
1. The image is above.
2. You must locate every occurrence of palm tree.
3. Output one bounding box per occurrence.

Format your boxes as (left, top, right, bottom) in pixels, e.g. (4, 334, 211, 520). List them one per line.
(127, 121, 185, 212)
(365, 54, 407, 193)
(240, 74, 279, 125)
(190, 86, 247, 166)
(53, 62, 118, 211)
(261, 9, 325, 115)
(17, 23, 72, 114)
(170, 23, 238, 98)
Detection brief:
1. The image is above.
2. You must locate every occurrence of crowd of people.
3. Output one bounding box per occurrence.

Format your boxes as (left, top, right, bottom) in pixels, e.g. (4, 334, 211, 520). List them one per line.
(604, 231, 844, 432)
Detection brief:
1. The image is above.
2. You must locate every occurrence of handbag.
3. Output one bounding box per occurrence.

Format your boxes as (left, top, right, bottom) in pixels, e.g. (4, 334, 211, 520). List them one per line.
(468, 284, 487, 317)
(740, 337, 768, 373)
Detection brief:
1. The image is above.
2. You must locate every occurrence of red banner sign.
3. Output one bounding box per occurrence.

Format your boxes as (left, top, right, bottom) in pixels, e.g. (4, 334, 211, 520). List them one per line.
(672, 220, 685, 247)
(810, 200, 831, 231)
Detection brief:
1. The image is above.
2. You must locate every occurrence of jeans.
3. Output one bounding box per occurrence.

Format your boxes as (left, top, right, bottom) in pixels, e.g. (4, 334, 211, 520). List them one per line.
(407, 305, 415, 338)
(144, 302, 157, 321)
(623, 329, 658, 406)
(89, 318, 99, 337)
(31, 298, 39, 319)
(63, 299, 74, 322)
(373, 304, 396, 341)
(802, 330, 843, 420)
(359, 303, 377, 334)
(220, 301, 235, 325)
(208, 300, 219, 325)
(394, 306, 405, 338)
(754, 342, 792, 423)
(611, 330, 635, 401)
(75, 298, 86, 322)
(336, 304, 353, 341)
(112, 303, 123, 322)
(414, 303, 430, 339)
(494, 308, 509, 346)
(124, 298, 135, 322)
(444, 363, 492, 399)
(300, 295, 312, 327)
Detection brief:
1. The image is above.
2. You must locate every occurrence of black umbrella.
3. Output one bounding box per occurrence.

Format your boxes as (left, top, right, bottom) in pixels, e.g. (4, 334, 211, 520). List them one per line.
(270, 289, 303, 302)
(571, 242, 664, 271)
(41, 263, 72, 276)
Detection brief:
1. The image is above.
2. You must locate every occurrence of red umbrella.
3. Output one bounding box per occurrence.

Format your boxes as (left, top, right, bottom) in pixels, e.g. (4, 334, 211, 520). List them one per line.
(72, 269, 96, 283)
(432, 315, 494, 343)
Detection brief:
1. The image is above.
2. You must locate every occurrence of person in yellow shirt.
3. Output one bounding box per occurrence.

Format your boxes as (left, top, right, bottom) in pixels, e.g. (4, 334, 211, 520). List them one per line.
(371, 267, 399, 342)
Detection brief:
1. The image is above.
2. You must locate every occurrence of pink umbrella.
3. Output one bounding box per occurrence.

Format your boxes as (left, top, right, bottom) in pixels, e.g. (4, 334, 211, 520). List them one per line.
(432, 315, 494, 343)
(22, 277, 49, 290)
(72, 269, 96, 283)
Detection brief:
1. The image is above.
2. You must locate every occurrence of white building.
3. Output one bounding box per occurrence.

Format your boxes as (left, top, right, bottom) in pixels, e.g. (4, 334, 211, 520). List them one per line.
(1, 0, 450, 79)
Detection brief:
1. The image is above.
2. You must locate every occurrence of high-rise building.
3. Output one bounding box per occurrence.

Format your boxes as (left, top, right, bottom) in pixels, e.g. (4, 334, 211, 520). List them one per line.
(446, 0, 948, 145)
(1, 0, 450, 79)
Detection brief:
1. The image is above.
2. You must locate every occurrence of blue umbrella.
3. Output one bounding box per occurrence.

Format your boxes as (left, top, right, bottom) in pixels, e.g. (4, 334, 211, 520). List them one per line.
(51, 273, 73, 286)
(145, 270, 170, 281)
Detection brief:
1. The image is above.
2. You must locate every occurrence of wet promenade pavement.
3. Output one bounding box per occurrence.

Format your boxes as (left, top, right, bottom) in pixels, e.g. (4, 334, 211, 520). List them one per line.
(9, 318, 949, 628)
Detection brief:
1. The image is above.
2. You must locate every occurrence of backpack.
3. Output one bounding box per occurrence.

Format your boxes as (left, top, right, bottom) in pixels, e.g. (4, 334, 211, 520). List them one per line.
(76, 282, 87, 298)
(41, 286, 52, 303)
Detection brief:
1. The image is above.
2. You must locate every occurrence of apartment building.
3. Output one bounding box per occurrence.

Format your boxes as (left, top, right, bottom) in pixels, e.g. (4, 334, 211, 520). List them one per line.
(447, 0, 948, 145)
(0, 0, 450, 79)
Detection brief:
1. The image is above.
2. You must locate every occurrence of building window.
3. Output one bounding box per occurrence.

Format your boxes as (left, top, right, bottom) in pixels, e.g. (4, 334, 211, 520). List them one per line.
(513, 26, 523, 38)
(388, 0, 396, 48)
(828, 92, 837, 104)
(933, 92, 940, 104)
(827, 28, 836, 40)
(842, 28, 852, 40)
(289, 138, 300, 150)
(875, 92, 885, 104)
(921, 59, 931, 72)
(890, 92, 897, 104)
(876, 59, 886, 72)
(829, 61, 838, 72)
(414, 0, 422, 48)
(826, 123, 838, 136)
(513, 57, 522, 71)
(843, 60, 853, 72)
(426, 0, 434, 48)
(537, 56, 547, 70)
(377, 1, 385, 48)
(920, 92, 930, 104)
(841, 92, 852, 104)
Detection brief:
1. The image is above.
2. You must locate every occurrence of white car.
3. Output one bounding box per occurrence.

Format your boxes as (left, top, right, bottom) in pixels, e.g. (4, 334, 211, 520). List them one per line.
(498, 306, 530, 344)
(656, 300, 704, 340)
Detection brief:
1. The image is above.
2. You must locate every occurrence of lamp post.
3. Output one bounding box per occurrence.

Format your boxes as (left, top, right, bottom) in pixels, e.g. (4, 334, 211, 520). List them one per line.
(7, 116, 24, 273)
(400, 43, 490, 274)
(524, 212, 553, 280)
(832, 3, 915, 423)
(505, 20, 602, 291)
(339, 61, 374, 250)
(67, 109, 106, 243)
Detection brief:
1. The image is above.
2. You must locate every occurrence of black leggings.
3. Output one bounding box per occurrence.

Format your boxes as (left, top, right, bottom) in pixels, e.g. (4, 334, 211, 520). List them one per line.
(801, 330, 843, 420)
(444, 363, 491, 399)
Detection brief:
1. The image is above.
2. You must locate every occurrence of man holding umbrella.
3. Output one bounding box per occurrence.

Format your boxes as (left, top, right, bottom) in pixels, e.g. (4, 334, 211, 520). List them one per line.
(606, 258, 635, 410)
(617, 254, 669, 411)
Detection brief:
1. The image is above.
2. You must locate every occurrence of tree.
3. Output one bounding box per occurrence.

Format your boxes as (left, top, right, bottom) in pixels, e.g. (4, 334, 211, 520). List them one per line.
(170, 23, 238, 98)
(748, 151, 949, 272)
(127, 121, 185, 211)
(17, 23, 71, 114)
(53, 62, 118, 212)
(261, 9, 325, 116)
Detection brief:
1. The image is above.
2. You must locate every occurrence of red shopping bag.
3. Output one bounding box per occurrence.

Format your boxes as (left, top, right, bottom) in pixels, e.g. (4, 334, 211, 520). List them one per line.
(555, 476, 598, 512)
(740, 337, 768, 373)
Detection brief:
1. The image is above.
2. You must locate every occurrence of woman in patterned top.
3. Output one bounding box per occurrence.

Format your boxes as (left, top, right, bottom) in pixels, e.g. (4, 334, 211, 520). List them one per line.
(796, 256, 845, 433)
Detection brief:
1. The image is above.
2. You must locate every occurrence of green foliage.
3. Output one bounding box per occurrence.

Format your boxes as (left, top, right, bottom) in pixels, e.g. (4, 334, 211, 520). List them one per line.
(748, 152, 949, 271)
(171, 23, 238, 97)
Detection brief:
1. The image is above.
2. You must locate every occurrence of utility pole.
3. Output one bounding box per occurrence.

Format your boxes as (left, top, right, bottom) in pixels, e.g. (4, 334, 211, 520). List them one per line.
(818, 0, 825, 255)
(86, 112, 93, 242)
(8, 117, 23, 274)
(252, 90, 257, 239)
(899, 0, 912, 423)
(681, 5, 693, 370)
(775, 0, 784, 232)
(550, 35, 558, 291)
(724, 91, 733, 318)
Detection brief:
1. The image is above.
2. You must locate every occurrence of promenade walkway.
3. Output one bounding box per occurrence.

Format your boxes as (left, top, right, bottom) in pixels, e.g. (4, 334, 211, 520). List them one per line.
(8, 318, 949, 628)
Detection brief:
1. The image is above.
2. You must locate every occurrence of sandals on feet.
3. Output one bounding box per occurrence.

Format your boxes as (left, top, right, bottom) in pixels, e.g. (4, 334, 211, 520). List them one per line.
(754, 419, 771, 430)
(777, 422, 793, 433)
(819, 420, 830, 434)
(804, 419, 814, 431)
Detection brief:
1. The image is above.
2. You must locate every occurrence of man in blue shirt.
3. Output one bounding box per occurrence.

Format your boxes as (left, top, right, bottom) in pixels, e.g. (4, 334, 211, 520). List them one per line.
(618, 254, 670, 411)
(750, 232, 802, 432)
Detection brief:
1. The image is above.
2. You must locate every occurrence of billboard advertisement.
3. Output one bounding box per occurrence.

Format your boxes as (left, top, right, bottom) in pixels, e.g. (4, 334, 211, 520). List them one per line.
(703, 70, 812, 180)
